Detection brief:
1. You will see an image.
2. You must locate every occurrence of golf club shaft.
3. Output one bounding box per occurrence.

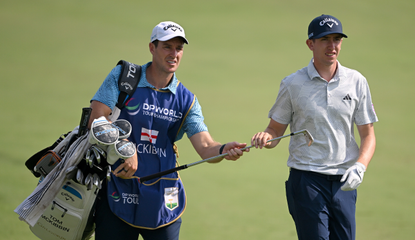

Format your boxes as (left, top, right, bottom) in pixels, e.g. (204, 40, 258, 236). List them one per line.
(139, 130, 309, 183)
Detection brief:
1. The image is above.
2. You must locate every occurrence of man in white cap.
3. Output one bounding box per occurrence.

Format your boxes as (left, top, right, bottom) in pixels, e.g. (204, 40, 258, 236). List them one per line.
(251, 15, 378, 239)
(89, 21, 248, 240)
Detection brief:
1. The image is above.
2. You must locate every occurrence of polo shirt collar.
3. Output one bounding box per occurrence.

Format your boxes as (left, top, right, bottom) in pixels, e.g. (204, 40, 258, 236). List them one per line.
(307, 58, 347, 82)
(139, 62, 179, 94)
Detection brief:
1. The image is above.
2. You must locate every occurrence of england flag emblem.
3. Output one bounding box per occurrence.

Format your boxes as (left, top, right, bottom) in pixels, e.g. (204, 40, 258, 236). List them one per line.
(141, 128, 159, 144)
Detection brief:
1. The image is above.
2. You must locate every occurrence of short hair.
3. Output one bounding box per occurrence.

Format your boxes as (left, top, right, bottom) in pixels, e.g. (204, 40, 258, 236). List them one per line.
(152, 40, 159, 47)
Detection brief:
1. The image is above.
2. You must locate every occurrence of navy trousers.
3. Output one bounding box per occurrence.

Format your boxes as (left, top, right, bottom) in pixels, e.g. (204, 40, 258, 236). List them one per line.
(94, 183, 182, 240)
(286, 168, 357, 240)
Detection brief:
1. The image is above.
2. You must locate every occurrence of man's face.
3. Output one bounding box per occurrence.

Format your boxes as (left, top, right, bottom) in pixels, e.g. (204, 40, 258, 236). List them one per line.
(150, 37, 185, 74)
(306, 33, 343, 66)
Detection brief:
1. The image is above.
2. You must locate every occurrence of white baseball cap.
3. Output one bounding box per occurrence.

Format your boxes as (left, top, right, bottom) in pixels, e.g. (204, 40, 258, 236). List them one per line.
(150, 21, 189, 44)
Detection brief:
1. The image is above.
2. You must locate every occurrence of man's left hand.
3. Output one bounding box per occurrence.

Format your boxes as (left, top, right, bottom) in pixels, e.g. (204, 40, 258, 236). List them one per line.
(340, 162, 366, 191)
(113, 153, 138, 178)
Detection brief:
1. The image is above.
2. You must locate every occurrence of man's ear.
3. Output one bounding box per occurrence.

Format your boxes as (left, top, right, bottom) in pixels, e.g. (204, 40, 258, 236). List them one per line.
(149, 42, 155, 54)
(306, 39, 314, 51)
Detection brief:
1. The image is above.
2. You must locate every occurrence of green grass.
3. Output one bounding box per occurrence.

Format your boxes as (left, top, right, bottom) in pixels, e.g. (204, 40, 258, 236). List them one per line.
(1, 0, 414, 239)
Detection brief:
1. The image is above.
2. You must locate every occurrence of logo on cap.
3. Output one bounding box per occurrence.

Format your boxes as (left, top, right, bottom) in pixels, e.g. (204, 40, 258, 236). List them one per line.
(319, 18, 339, 28)
(163, 24, 183, 32)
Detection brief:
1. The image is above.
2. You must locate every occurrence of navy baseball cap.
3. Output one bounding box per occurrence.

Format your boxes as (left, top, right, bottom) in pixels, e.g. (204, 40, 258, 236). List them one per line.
(308, 14, 348, 39)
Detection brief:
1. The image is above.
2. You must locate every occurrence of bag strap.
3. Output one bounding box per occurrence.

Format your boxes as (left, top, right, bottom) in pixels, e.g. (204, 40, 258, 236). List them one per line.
(116, 60, 142, 109)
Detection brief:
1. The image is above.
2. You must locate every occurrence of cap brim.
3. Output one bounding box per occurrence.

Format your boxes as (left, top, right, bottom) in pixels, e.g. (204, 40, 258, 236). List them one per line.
(157, 35, 189, 44)
(311, 32, 348, 39)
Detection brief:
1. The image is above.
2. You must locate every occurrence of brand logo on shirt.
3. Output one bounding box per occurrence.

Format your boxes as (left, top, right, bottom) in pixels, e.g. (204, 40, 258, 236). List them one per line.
(126, 99, 183, 123)
(121, 193, 139, 205)
(110, 191, 120, 202)
(126, 98, 141, 116)
(342, 94, 352, 101)
(142, 103, 183, 123)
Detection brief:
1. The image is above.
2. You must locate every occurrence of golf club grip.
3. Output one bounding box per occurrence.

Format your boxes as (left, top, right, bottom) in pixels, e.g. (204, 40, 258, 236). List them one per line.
(140, 165, 188, 183)
(78, 107, 92, 137)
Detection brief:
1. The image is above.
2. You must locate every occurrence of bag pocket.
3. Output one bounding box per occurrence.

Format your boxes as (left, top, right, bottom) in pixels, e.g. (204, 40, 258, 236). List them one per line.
(30, 199, 83, 240)
(30, 181, 99, 240)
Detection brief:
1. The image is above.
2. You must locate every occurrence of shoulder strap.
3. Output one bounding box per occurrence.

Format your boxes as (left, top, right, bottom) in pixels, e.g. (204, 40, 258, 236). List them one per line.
(116, 60, 142, 109)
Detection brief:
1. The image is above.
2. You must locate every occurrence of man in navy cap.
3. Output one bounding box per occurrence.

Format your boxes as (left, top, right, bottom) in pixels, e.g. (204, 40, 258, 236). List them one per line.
(251, 15, 378, 239)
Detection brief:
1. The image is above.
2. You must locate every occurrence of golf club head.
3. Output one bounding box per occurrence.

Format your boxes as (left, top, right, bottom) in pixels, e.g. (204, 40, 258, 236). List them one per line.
(87, 176, 94, 191)
(85, 149, 91, 164)
(302, 129, 314, 147)
(107, 166, 111, 181)
(76, 169, 84, 184)
(91, 146, 101, 164)
(89, 151, 95, 168)
(92, 145, 107, 159)
(84, 173, 92, 186)
(93, 173, 101, 189)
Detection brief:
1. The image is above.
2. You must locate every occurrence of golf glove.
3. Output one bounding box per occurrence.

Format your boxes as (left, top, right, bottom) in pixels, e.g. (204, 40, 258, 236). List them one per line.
(340, 162, 366, 191)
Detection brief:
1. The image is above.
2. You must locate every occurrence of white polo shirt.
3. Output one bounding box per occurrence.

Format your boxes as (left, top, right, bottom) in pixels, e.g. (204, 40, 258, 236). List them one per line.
(269, 59, 378, 175)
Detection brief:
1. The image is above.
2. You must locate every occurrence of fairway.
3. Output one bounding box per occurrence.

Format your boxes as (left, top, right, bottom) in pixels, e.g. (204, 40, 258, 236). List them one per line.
(1, 0, 414, 239)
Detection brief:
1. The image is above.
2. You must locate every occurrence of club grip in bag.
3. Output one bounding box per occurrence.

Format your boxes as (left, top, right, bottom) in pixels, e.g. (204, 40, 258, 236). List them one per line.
(139, 165, 188, 183)
(78, 107, 93, 137)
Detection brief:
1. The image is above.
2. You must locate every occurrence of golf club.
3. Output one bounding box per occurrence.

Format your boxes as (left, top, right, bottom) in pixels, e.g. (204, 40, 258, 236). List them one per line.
(78, 107, 92, 137)
(139, 129, 314, 183)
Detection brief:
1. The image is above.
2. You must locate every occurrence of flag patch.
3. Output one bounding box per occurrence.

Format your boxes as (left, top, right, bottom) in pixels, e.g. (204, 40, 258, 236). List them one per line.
(141, 128, 159, 144)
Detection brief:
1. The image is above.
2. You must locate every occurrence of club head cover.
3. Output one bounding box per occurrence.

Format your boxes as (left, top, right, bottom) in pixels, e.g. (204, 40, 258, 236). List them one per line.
(111, 119, 132, 140)
(106, 139, 136, 165)
(89, 116, 119, 145)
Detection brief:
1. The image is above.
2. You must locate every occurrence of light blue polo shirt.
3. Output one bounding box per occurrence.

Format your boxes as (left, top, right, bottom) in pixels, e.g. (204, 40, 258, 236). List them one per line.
(92, 62, 208, 141)
(269, 59, 378, 175)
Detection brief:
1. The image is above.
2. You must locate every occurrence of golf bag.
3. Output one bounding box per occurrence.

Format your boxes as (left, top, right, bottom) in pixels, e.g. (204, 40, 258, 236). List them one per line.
(24, 128, 99, 240)
(30, 173, 99, 240)
(18, 60, 141, 240)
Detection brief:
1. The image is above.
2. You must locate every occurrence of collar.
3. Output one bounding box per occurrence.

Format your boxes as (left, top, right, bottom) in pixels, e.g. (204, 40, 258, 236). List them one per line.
(307, 58, 346, 82)
(139, 62, 179, 94)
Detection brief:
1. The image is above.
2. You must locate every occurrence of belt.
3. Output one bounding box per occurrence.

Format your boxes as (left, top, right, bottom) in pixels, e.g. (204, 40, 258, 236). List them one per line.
(290, 168, 343, 181)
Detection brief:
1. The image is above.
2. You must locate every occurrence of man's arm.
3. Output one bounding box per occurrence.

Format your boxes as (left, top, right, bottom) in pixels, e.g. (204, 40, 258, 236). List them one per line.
(340, 123, 376, 191)
(88, 101, 113, 128)
(356, 123, 376, 169)
(251, 118, 288, 149)
(189, 131, 248, 163)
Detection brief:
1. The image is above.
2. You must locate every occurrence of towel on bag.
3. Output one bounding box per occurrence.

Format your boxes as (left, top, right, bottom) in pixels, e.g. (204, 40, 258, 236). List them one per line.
(14, 127, 91, 227)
